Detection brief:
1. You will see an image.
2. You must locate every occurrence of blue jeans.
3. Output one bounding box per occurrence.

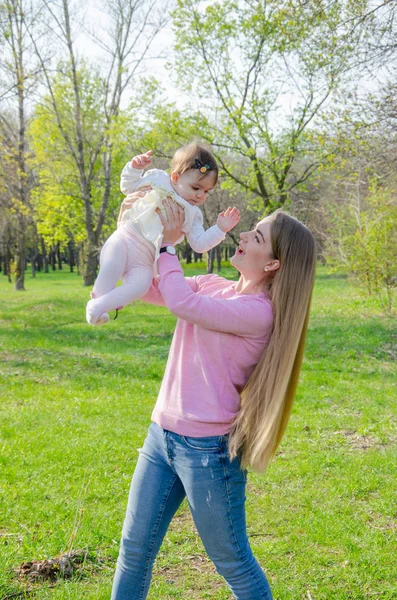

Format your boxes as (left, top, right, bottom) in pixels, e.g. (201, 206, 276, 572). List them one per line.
(111, 422, 273, 599)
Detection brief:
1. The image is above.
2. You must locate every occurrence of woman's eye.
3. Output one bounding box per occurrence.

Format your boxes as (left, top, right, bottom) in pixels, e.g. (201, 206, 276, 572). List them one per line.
(255, 236, 260, 243)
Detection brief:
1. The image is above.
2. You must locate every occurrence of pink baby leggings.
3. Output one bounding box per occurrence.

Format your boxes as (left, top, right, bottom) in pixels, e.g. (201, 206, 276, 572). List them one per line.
(88, 225, 155, 322)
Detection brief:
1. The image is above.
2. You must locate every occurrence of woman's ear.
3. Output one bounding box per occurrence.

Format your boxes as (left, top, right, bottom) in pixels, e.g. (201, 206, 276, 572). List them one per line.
(264, 260, 280, 273)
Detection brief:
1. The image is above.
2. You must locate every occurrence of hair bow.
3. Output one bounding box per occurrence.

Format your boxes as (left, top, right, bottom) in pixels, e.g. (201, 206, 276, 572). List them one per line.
(193, 158, 211, 173)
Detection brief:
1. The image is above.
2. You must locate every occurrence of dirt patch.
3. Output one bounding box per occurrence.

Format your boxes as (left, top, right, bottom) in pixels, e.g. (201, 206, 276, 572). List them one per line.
(155, 553, 217, 579)
(153, 508, 226, 594)
(367, 512, 397, 532)
(339, 430, 379, 450)
(5, 550, 113, 599)
(30, 304, 56, 312)
(15, 549, 113, 585)
(170, 508, 194, 527)
(379, 341, 397, 362)
(0, 530, 23, 544)
(16, 549, 88, 582)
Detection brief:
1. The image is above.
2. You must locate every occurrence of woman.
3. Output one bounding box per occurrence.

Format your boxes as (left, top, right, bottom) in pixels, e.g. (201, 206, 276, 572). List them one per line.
(111, 197, 316, 599)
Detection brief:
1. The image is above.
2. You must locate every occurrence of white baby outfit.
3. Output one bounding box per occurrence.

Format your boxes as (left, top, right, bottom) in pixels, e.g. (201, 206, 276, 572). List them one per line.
(86, 162, 225, 325)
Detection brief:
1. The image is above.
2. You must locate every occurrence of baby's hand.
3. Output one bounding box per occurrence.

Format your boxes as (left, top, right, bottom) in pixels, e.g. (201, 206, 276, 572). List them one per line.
(131, 150, 153, 170)
(217, 207, 240, 233)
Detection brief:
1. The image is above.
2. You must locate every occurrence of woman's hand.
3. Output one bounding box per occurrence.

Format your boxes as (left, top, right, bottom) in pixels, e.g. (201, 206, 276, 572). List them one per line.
(118, 186, 152, 226)
(122, 186, 152, 209)
(157, 197, 185, 246)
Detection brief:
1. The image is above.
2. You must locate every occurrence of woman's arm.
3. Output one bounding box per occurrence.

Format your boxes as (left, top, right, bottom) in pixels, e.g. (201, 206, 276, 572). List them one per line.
(157, 254, 272, 337)
(156, 200, 272, 337)
(141, 275, 198, 306)
(137, 196, 196, 306)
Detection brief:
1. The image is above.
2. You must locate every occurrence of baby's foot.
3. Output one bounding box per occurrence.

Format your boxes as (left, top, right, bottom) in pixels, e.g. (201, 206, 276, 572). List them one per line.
(86, 300, 110, 326)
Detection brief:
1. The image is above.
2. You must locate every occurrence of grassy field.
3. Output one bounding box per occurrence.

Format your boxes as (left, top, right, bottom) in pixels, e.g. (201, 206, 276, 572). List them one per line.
(0, 263, 396, 599)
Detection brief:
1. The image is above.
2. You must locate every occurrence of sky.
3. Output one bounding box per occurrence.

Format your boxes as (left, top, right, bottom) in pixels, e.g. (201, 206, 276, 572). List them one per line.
(72, 0, 386, 129)
(74, 0, 186, 108)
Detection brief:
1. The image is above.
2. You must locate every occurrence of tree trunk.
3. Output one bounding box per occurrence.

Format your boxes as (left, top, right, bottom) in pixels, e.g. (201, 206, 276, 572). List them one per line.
(12, 2, 29, 293)
(216, 245, 222, 272)
(41, 238, 49, 273)
(4, 244, 12, 282)
(50, 247, 56, 270)
(14, 218, 26, 290)
(207, 248, 215, 274)
(193, 251, 202, 262)
(36, 253, 43, 272)
(76, 243, 83, 276)
(30, 249, 38, 278)
(56, 241, 62, 269)
(67, 239, 75, 272)
(184, 243, 192, 264)
(84, 240, 98, 286)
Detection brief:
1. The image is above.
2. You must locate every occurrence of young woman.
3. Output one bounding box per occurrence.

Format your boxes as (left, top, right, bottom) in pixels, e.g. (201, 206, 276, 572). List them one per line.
(111, 197, 316, 599)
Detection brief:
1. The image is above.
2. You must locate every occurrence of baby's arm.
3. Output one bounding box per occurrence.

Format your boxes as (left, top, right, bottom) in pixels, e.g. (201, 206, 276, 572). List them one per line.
(187, 207, 240, 254)
(120, 150, 153, 195)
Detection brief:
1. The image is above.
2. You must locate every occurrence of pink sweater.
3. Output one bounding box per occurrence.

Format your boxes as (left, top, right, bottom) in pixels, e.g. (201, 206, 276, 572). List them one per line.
(142, 254, 274, 436)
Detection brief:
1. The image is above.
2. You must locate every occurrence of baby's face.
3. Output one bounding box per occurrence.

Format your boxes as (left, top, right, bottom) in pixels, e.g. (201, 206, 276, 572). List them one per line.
(170, 170, 216, 206)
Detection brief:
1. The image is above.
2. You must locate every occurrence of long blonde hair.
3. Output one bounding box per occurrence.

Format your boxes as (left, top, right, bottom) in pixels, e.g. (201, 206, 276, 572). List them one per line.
(229, 211, 316, 472)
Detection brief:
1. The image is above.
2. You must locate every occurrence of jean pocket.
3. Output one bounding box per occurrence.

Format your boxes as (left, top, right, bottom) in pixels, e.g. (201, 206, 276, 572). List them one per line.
(181, 435, 223, 452)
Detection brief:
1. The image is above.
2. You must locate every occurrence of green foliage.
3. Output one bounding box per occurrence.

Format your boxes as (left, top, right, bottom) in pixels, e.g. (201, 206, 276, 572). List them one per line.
(326, 178, 397, 312)
(171, 0, 372, 212)
(29, 106, 85, 245)
(29, 64, 127, 246)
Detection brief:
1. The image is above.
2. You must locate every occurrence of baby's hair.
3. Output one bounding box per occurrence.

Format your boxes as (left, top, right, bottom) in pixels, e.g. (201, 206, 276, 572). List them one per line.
(171, 141, 218, 183)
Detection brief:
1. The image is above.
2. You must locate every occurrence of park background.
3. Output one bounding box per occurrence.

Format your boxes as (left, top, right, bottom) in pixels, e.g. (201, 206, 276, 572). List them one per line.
(1, 0, 396, 598)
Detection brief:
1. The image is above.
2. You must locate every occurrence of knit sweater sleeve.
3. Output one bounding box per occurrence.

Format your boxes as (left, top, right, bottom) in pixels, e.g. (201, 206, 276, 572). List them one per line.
(157, 254, 272, 337)
(141, 275, 199, 306)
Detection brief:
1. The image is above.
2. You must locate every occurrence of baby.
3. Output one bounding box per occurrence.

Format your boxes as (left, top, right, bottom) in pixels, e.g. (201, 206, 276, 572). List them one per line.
(86, 141, 240, 325)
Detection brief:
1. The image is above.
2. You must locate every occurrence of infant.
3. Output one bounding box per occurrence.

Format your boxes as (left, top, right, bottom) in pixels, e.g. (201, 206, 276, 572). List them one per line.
(86, 141, 240, 325)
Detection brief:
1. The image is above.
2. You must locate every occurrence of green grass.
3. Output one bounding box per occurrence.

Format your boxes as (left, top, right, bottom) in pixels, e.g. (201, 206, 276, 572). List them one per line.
(0, 264, 396, 599)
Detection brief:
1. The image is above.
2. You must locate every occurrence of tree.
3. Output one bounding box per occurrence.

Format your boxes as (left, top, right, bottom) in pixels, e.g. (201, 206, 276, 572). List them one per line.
(0, 0, 41, 289)
(30, 0, 169, 285)
(325, 173, 397, 312)
(29, 67, 121, 262)
(171, 0, 387, 212)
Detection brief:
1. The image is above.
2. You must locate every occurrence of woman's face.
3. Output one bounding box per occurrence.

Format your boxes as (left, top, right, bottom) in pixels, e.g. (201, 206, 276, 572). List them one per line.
(230, 217, 279, 278)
